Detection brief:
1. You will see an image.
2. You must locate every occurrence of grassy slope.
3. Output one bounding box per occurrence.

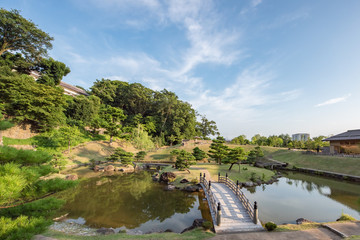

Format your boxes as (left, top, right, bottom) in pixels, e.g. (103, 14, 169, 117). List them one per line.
(268, 149, 360, 176)
(43, 228, 214, 240)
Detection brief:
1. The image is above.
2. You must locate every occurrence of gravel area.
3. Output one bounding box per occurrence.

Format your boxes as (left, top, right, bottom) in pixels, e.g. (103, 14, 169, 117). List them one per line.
(50, 222, 98, 236)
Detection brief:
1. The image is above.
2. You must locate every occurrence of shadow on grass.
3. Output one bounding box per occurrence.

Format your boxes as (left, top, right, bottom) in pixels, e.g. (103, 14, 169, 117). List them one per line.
(149, 154, 171, 160)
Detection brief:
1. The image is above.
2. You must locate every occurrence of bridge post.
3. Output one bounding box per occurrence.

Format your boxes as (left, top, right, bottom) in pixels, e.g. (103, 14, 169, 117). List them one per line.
(225, 173, 228, 184)
(204, 173, 206, 179)
(216, 202, 221, 226)
(209, 180, 211, 189)
(200, 173, 202, 183)
(236, 180, 239, 196)
(218, 172, 220, 182)
(253, 201, 258, 224)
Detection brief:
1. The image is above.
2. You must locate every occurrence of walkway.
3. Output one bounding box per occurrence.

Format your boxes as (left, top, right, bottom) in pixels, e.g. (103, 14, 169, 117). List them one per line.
(210, 182, 264, 233)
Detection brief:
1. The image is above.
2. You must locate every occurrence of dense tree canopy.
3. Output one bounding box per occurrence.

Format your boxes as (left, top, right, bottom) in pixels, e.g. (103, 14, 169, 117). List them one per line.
(0, 8, 53, 62)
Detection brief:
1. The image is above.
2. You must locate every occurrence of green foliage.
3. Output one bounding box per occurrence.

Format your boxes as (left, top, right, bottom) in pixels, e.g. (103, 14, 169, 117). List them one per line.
(192, 147, 207, 160)
(107, 148, 134, 166)
(208, 136, 229, 164)
(49, 153, 67, 173)
(265, 221, 277, 231)
(0, 52, 33, 74)
(247, 146, 264, 163)
(53, 126, 82, 153)
(202, 221, 213, 230)
(0, 215, 51, 240)
(196, 115, 219, 138)
(230, 135, 249, 145)
(0, 146, 52, 165)
(0, 163, 28, 205)
(175, 150, 196, 170)
(0, 8, 53, 62)
(100, 105, 126, 143)
(33, 178, 78, 196)
(2, 137, 34, 146)
(135, 151, 147, 161)
(338, 213, 356, 221)
(0, 197, 64, 218)
(66, 95, 101, 126)
(0, 74, 66, 130)
(131, 124, 155, 150)
(35, 57, 70, 86)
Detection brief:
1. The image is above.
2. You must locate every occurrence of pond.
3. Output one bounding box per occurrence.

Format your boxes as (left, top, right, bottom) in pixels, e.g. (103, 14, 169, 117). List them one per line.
(58, 171, 212, 234)
(242, 171, 360, 224)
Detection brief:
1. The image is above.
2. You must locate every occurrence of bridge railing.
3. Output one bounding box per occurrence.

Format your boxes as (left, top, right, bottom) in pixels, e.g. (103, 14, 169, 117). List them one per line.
(218, 173, 258, 224)
(200, 173, 217, 216)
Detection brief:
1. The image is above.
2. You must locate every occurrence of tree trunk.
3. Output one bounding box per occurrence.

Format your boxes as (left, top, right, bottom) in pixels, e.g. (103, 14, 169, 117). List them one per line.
(68, 140, 71, 153)
(110, 135, 113, 143)
(0, 131, 3, 146)
(229, 163, 235, 170)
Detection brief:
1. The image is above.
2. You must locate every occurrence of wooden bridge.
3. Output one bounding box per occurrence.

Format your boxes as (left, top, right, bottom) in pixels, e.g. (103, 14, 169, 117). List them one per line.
(200, 173, 264, 233)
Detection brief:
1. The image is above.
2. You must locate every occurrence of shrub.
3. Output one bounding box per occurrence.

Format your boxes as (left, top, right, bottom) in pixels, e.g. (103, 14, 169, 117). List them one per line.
(0, 216, 51, 240)
(202, 221, 213, 230)
(0, 146, 52, 165)
(0, 197, 65, 218)
(33, 178, 79, 196)
(191, 178, 199, 184)
(265, 221, 277, 231)
(338, 213, 356, 221)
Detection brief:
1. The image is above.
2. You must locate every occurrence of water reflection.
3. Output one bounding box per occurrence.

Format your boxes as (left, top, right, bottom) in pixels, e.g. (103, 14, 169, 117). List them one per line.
(242, 171, 360, 224)
(59, 171, 211, 233)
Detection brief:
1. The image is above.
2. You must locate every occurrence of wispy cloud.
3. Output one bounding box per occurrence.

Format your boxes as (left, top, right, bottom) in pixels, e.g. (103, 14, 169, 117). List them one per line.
(315, 94, 351, 107)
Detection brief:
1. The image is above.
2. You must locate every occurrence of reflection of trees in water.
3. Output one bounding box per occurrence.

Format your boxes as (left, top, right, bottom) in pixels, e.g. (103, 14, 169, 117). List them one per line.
(283, 171, 360, 213)
(60, 172, 197, 228)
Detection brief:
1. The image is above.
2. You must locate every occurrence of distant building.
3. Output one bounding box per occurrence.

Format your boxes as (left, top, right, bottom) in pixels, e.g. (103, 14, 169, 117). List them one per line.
(29, 70, 88, 97)
(323, 129, 360, 154)
(292, 133, 310, 142)
(59, 81, 89, 97)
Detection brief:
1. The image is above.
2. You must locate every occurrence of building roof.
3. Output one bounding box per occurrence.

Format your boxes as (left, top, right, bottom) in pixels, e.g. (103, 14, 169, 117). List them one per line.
(323, 129, 360, 141)
(60, 81, 89, 96)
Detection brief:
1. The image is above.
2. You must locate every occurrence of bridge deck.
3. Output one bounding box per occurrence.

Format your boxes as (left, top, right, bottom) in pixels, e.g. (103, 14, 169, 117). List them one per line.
(211, 182, 264, 233)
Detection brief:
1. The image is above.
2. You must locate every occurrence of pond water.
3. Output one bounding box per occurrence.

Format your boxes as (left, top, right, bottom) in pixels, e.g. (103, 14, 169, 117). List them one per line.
(242, 171, 360, 224)
(58, 171, 212, 234)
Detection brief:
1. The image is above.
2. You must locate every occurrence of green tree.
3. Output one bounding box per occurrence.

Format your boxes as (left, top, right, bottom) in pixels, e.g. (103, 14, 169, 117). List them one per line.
(0, 8, 53, 62)
(230, 135, 247, 145)
(0, 104, 14, 146)
(192, 147, 207, 161)
(108, 148, 134, 166)
(196, 115, 219, 139)
(53, 126, 82, 153)
(135, 151, 147, 162)
(35, 57, 70, 86)
(66, 95, 101, 125)
(247, 146, 264, 163)
(224, 147, 247, 172)
(131, 124, 154, 150)
(49, 153, 67, 173)
(0, 74, 66, 130)
(175, 150, 196, 172)
(208, 136, 229, 165)
(100, 105, 126, 143)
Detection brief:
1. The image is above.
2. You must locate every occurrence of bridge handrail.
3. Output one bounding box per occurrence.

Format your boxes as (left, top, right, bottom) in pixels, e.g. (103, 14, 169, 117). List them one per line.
(200, 175, 217, 217)
(218, 175, 255, 220)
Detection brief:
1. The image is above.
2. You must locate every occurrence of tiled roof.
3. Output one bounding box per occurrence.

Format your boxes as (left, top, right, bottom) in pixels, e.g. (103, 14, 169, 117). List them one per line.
(323, 129, 360, 141)
(60, 81, 89, 96)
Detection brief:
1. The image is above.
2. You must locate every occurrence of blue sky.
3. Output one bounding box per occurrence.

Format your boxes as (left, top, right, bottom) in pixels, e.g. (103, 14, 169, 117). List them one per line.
(2, 0, 360, 139)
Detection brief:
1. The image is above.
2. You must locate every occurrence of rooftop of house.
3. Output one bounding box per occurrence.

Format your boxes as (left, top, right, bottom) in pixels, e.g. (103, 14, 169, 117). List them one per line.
(60, 81, 89, 96)
(323, 129, 360, 141)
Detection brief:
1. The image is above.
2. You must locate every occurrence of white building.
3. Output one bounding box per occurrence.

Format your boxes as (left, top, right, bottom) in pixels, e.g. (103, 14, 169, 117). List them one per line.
(292, 133, 310, 142)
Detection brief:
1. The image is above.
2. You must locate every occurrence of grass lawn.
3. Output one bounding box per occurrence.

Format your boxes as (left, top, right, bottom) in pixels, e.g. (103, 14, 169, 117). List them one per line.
(43, 228, 214, 240)
(268, 150, 360, 176)
(3, 136, 36, 145)
(160, 163, 276, 187)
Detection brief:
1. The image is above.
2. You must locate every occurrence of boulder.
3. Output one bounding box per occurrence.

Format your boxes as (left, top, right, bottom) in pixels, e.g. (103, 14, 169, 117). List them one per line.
(180, 178, 189, 183)
(244, 182, 254, 187)
(94, 165, 100, 172)
(159, 172, 176, 183)
(184, 186, 199, 192)
(256, 179, 262, 185)
(296, 218, 313, 224)
(96, 227, 115, 235)
(152, 173, 160, 182)
(65, 175, 78, 181)
(104, 165, 115, 172)
(164, 185, 175, 191)
(181, 219, 206, 233)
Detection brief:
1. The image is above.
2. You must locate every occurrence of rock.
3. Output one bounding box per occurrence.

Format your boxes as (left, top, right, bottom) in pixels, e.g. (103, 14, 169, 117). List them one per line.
(181, 219, 206, 233)
(104, 165, 115, 172)
(164, 229, 173, 232)
(180, 178, 189, 183)
(159, 172, 176, 183)
(152, 176, 159, 181)
(164, 185, 175, 191)
(256, 179, 262, 185)
(96, 227, 115, 235)
(244, 182, 254, 187)
(94, 165, 100, 172)
(65, 174, 78, 181)
(296, 218, 313, 224)
(184, 186, 198, 192)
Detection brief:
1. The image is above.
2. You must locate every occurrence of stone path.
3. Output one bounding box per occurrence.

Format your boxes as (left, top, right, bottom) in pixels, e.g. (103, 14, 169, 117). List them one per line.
(211, 182, 264, 233)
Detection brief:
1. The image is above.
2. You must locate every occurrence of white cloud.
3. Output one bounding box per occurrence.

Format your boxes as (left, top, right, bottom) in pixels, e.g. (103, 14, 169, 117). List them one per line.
(315, 94, 351, 107)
